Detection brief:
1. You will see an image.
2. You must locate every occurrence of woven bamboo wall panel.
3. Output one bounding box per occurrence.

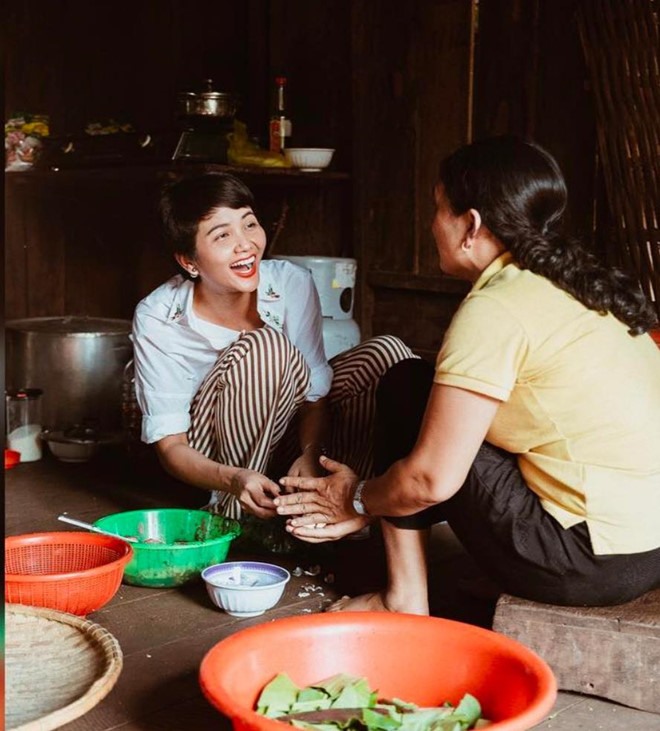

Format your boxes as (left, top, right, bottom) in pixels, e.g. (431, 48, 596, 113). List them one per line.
(578, 0, 660, 319)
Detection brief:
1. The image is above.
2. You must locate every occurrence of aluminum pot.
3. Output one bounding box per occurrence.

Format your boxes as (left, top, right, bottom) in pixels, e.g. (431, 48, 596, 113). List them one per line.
(177, 79, 239, 119)
(5, 317, 133, 433)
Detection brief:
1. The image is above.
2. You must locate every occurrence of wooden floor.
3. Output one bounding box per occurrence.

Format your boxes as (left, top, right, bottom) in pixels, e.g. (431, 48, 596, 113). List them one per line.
(5, 446, 660, 730)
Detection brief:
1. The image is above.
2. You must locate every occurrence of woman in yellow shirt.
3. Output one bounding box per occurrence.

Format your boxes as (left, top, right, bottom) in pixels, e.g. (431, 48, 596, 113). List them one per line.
(276, 136, 660, 609)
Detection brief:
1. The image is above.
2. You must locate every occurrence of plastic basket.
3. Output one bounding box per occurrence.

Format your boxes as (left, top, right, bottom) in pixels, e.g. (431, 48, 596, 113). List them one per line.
(5, 532, 133, 616)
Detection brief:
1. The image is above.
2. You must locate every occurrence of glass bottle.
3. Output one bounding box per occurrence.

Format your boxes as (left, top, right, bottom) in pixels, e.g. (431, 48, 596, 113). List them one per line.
(269, 76, 292, 153)
(6, 388, 44, 462)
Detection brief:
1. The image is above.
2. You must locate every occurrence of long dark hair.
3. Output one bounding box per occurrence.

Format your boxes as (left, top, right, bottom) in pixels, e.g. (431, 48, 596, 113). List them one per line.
(159, 172, 256, 263)
(438, 136, 657, 335)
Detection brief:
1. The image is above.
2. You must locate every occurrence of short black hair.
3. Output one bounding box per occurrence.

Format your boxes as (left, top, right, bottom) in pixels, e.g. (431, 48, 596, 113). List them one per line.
(159, 172, 256, 261)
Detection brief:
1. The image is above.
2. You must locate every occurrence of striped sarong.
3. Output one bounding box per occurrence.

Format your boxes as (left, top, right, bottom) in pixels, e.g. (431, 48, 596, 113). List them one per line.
(187, 328, 417, 519)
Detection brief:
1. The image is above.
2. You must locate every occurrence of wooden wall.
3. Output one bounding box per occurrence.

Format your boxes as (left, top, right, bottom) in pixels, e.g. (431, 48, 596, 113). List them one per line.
(352, 0, 597, 358)
(5, 0, 599, 360)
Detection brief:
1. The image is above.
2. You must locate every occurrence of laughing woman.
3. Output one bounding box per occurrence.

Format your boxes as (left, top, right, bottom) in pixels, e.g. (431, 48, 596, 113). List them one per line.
(132, 172, 416, 527)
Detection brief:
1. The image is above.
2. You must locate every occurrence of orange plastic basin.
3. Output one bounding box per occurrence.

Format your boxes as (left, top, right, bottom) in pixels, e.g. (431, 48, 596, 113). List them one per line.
(199, 612, 557, 731)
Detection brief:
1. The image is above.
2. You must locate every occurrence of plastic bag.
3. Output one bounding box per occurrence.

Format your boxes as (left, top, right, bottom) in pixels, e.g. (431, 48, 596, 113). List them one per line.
(227, 120, 290, 168)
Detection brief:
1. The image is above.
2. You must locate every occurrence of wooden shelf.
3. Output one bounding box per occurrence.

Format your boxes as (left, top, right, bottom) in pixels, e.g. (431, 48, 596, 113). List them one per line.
(6, 161, 349, 184)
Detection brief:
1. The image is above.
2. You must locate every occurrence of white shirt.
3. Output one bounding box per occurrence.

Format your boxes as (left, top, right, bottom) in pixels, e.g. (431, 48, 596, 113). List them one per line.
(132, 259, 333, 444)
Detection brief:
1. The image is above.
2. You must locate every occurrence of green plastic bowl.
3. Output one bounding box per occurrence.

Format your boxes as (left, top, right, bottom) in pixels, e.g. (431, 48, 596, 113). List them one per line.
(93, 509, 241, 588)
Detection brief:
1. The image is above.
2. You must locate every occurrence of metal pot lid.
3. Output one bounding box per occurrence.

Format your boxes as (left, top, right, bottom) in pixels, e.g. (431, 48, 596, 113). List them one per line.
(180, 79, 237, 101)
(200, 89, 236, 100)
(6, 316, 132, 335)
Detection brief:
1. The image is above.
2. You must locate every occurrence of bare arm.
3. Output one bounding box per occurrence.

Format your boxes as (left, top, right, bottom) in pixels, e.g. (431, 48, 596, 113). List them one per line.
(365, 383, 500, 515)
(276, 384, 500, 534)
(155, 434, 282, 519)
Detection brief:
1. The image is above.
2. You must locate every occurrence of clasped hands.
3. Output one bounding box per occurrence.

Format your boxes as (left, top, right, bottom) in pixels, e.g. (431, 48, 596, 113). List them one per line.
(230, 448, 325, 519)
(275, 455, 370, 542)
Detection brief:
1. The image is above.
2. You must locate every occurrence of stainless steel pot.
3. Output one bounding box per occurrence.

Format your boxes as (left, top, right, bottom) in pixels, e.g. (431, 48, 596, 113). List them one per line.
(177, 79, 239, 119)
(5, 316, 133, 433)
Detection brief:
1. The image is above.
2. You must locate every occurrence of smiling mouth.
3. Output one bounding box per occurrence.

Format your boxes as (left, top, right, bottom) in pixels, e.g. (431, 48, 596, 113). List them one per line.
(230, 255, 257, 276)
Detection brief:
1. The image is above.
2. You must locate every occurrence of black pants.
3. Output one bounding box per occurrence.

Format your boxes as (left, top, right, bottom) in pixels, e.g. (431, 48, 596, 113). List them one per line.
(374, 359, 660, 606)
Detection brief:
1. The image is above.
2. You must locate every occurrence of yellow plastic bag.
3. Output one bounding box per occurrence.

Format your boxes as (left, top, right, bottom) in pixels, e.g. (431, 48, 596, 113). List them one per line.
(227, 120, 290, 168)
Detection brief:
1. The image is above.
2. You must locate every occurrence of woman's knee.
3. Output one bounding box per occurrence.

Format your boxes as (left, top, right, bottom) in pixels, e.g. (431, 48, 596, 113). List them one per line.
(331, 335, 416, 371)
(357, 334, 417, 367)
(373, 359, 434, 471)
(233, 328, 307, 376)
(376, 357, 434, 413)
(216, 327, 310, 402)
(238, 327, 296, 357)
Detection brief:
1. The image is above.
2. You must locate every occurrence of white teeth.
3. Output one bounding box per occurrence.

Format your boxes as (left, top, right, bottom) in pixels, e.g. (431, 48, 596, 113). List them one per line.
(231, 255, 256, 270)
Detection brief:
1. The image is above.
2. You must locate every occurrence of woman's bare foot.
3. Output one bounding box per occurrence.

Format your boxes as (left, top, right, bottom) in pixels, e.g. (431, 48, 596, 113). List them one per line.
(326, 592, 386, 612)
(325, 591, 428, 615)
(324, 522, 431, 615)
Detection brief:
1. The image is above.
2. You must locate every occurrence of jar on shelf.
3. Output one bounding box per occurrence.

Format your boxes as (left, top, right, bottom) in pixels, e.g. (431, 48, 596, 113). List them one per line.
(6, 388, 44, 462)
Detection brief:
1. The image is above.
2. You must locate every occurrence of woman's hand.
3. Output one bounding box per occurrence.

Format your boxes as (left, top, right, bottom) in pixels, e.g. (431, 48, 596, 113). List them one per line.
(156, 434, 284, 520)
(229, 468, 283, 519)
(284, 515, 371, 543)
(276, 455, 359, 526)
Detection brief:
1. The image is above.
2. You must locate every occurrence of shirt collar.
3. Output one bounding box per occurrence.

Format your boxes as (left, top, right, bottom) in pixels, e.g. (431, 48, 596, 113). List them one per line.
(471, 252, 514, 292)
(257, 265, 283, 304)
(165, 265, 283, 325)
(166, 276, 195, 323)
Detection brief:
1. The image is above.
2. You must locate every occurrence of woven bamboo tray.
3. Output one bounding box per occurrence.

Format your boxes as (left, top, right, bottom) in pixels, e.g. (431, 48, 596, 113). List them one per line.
(5, 603, 123, 731)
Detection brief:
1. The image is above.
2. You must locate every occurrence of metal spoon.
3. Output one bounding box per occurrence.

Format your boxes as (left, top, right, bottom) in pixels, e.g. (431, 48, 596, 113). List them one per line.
(57, 514, 138, 542)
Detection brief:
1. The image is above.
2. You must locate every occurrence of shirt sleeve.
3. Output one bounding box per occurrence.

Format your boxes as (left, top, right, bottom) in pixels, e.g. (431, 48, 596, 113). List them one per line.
(434, 294, 529, 401)
(132, 306, 198, 443)
(282, 265, 333, 401)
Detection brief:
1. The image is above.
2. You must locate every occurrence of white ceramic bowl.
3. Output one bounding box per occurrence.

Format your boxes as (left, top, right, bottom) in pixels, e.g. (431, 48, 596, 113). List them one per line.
(201, 561, 290, 618)
(284, 147, 335, 172)
(43, 432, 99, 463)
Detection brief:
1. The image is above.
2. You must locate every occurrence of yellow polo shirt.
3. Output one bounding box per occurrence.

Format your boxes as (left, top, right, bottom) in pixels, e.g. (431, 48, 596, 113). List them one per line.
(435, 253, 660, 555)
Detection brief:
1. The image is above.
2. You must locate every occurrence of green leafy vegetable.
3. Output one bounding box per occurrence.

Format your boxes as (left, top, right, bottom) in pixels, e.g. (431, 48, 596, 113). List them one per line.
(256, 674, 490, 730)
(298, 687, 331, 705)
(257, 672, 301, 717)
(362, 708, 401, 731)
(452, 694, 482, 728)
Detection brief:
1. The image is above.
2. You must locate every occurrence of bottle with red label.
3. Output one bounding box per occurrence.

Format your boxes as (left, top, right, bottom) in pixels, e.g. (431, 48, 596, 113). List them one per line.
(269, 76, 292, 153)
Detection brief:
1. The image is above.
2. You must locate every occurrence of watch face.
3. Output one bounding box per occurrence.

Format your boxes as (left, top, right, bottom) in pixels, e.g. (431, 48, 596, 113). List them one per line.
(353, 481, 367, 515)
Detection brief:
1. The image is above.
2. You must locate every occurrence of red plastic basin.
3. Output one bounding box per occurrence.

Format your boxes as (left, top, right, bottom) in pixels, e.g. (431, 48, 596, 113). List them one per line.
(199, 612, 557, 731)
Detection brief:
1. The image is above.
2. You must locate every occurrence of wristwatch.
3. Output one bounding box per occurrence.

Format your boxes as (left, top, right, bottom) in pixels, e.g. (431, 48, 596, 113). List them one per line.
(352, 480, 370, 516)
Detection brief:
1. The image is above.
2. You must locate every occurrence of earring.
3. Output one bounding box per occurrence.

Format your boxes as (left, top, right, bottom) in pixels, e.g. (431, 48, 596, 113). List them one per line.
(189, 268, 198, 279)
